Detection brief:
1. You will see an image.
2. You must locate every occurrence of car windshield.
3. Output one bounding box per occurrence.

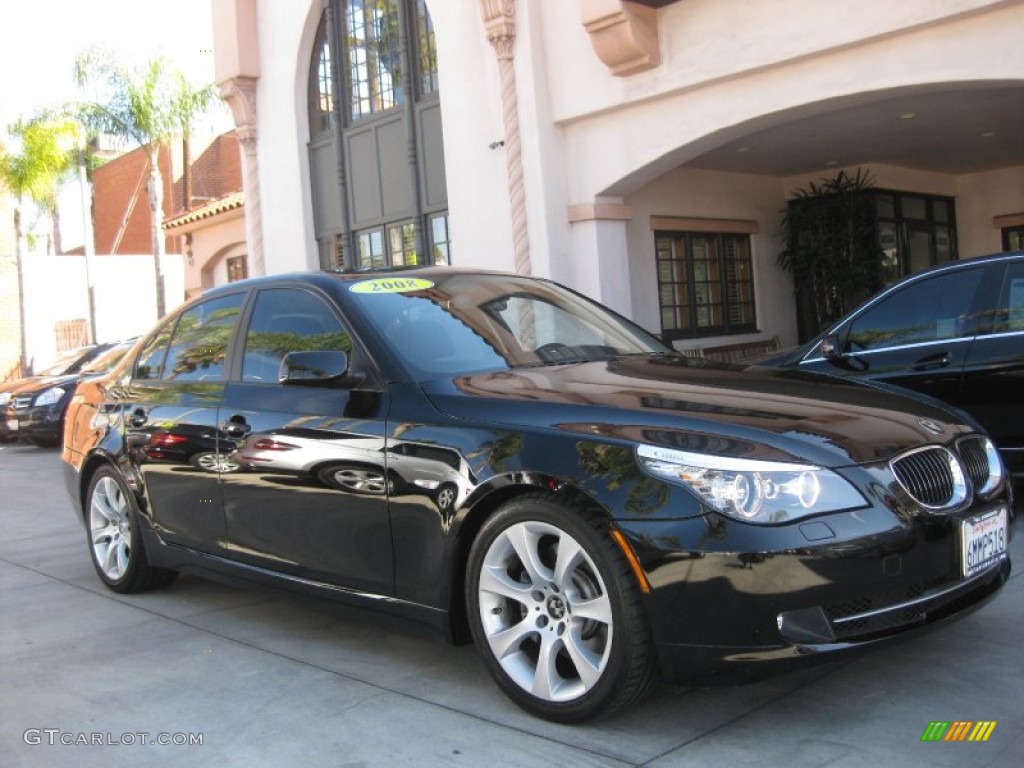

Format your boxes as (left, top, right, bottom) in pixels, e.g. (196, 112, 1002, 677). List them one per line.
(348, 273, 668, 379)
(79, 342, 135, 374)
(37, 347, 96, 376)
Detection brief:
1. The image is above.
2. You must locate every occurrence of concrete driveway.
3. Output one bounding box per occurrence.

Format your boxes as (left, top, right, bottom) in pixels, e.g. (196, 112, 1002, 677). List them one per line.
(2, 443, 1021, 767)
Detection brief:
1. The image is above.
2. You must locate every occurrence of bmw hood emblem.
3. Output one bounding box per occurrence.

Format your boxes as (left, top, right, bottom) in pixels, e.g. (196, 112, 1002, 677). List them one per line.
(916, 417, 945, 435)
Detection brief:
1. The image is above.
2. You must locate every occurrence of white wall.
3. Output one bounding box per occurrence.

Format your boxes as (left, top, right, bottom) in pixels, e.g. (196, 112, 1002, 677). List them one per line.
(252, 0, 322, 275)
(544, 0, 1011, 124)
(553, 2, 1024, 202)
(957, 165, 1024, 256)
(22, 253, 184, 370)
(428, 1, 517, 275)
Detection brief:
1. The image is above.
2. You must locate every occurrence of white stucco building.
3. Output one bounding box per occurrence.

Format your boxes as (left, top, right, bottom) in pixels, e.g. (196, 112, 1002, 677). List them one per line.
(211, 0, 1024, 350)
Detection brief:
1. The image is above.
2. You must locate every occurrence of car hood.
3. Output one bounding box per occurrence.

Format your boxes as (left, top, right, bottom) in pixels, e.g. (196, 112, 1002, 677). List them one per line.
(1, 377, 42, 396)
(420, 356, 975, 468)
(9, 374, 80, 396)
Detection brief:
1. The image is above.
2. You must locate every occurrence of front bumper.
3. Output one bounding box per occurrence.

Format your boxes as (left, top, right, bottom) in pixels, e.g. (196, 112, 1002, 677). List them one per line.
(617, 499, 1013, 685)
(5, 404, 65, 442)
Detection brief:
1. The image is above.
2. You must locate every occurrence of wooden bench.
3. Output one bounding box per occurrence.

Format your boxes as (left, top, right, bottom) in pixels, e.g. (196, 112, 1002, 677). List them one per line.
(678, 335, 780, 364)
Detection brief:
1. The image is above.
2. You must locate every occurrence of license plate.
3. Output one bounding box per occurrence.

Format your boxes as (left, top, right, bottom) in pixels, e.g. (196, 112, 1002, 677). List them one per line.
(961, 507, 1008, 578)
(5, 419, 16, 431)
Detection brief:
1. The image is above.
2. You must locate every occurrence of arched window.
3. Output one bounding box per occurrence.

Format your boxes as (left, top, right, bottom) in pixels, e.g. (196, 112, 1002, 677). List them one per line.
(307, 17, 333, 137)
(416, 0, 439, 95)
(346, 0, 403, 119)
(308, 1, 447, 270)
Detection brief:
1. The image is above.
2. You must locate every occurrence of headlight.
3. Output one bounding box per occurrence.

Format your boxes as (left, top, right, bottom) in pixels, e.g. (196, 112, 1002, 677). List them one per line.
(636, 444, 866, 523)
(34, 386, 67, 407)
(973, 437, 1005, 498)
(0, 392, 10, 406)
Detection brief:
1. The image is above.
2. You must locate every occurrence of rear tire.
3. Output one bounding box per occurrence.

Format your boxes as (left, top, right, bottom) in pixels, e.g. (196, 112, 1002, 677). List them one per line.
(86, 466, 177, 593)
(466, 493, 656, 722)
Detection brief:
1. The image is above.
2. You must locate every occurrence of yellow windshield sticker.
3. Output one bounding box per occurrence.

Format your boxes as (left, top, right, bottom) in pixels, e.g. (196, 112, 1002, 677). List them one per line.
(349, 277, 434, 294)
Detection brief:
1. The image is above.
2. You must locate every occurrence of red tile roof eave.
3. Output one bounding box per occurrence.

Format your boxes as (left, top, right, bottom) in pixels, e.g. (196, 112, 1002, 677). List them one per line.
(163, 192, 245, 231)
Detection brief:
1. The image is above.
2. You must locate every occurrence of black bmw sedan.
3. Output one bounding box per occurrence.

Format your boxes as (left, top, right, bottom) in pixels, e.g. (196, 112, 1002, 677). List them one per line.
(62, 268, 1013, 722)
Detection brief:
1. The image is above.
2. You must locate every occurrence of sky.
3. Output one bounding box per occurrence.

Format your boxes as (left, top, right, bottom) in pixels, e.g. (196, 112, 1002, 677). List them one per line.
(0, 0, 220, 129)
(0, 0, 228, 249)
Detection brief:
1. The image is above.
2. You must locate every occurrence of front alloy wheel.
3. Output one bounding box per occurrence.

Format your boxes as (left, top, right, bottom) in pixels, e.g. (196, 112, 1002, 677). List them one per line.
(467, 494, 655, 722)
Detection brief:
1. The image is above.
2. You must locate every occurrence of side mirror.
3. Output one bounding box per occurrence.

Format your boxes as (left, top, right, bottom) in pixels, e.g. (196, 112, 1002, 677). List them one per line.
(819, 333, 842, 360)
(279, 350, 349, 384)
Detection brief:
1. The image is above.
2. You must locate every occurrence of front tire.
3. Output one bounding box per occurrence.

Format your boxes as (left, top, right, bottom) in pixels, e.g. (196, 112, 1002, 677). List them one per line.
(86, 467, 177, 593)
(466, 494, 656, 722)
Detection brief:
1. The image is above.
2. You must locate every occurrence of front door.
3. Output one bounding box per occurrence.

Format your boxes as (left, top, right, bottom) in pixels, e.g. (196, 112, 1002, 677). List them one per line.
(219, 286, 394, 595)
(801, 266, 986, 405)
(960, 260, 1024, 476)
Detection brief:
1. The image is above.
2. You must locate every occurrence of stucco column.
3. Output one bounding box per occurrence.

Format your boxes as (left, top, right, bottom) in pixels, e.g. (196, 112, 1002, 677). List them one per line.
(218, 77, 264, 277)
(213, 0, 264, 277)
(568, 200, 635, 318)
(481, 0, 531, 276)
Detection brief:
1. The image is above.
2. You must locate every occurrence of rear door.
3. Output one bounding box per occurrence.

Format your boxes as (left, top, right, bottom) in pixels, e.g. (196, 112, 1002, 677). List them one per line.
(124, 292, 246, 552)
(219, 286, 394, 595)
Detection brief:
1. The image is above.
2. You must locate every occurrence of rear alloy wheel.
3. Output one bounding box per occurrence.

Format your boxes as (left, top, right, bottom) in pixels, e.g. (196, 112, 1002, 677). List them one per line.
(436, 483, 457, 511)
(467, 494, 656, 722)
(319, 465, 389, 494)
(86, 467, 177, 593)
(189, 452, 239, 473)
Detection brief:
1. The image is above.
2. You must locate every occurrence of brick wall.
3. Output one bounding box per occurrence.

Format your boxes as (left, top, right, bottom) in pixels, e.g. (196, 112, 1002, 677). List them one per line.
(91, 132, 243, 257)
(91, 144, 179, 255)
(174, 132, 243, 208)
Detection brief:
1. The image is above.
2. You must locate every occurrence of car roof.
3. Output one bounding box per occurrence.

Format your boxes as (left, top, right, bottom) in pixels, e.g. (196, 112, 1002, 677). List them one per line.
(896, 250, 1023, 281)
(195, 266, 527, 302)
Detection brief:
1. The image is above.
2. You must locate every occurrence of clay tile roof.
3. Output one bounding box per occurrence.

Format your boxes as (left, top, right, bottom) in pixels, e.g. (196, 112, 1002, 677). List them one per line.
(163, 191, 245, 230)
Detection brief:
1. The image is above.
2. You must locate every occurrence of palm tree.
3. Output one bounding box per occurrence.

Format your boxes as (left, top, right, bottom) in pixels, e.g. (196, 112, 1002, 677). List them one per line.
(74, 49, 214, 318)
(0, 115, 81, 374)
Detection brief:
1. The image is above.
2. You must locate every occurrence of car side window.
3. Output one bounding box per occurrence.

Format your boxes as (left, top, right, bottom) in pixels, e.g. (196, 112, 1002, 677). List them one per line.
(241, 288, 352, 382)
(846, 268, 983, 351)
(161, 294, 245, 381)
(982, 262, 1024, 335)
(134, 321, 175, 380)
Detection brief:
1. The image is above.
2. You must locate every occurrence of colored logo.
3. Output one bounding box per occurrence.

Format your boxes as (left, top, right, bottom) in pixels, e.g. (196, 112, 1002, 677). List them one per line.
(921, 721, 996, 742)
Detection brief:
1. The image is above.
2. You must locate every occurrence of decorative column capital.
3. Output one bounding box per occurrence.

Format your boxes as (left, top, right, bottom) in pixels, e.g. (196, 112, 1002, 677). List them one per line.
(581, 0, 660, 76)
(480, 0, 517, 59)
(217, 75, 259, 147)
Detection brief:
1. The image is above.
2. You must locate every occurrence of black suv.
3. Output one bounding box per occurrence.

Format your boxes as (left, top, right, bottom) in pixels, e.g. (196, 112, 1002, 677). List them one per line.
(756, 252, 1023, 482)
(4, 340, 136, 447)
(0, 344, 114, 444)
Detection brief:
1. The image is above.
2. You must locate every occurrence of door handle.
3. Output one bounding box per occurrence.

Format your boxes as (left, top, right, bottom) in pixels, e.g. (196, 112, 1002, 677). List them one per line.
(129, 408, 147, 428)
(220, 414, 251, 438)
(911, 352, 952, 371)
